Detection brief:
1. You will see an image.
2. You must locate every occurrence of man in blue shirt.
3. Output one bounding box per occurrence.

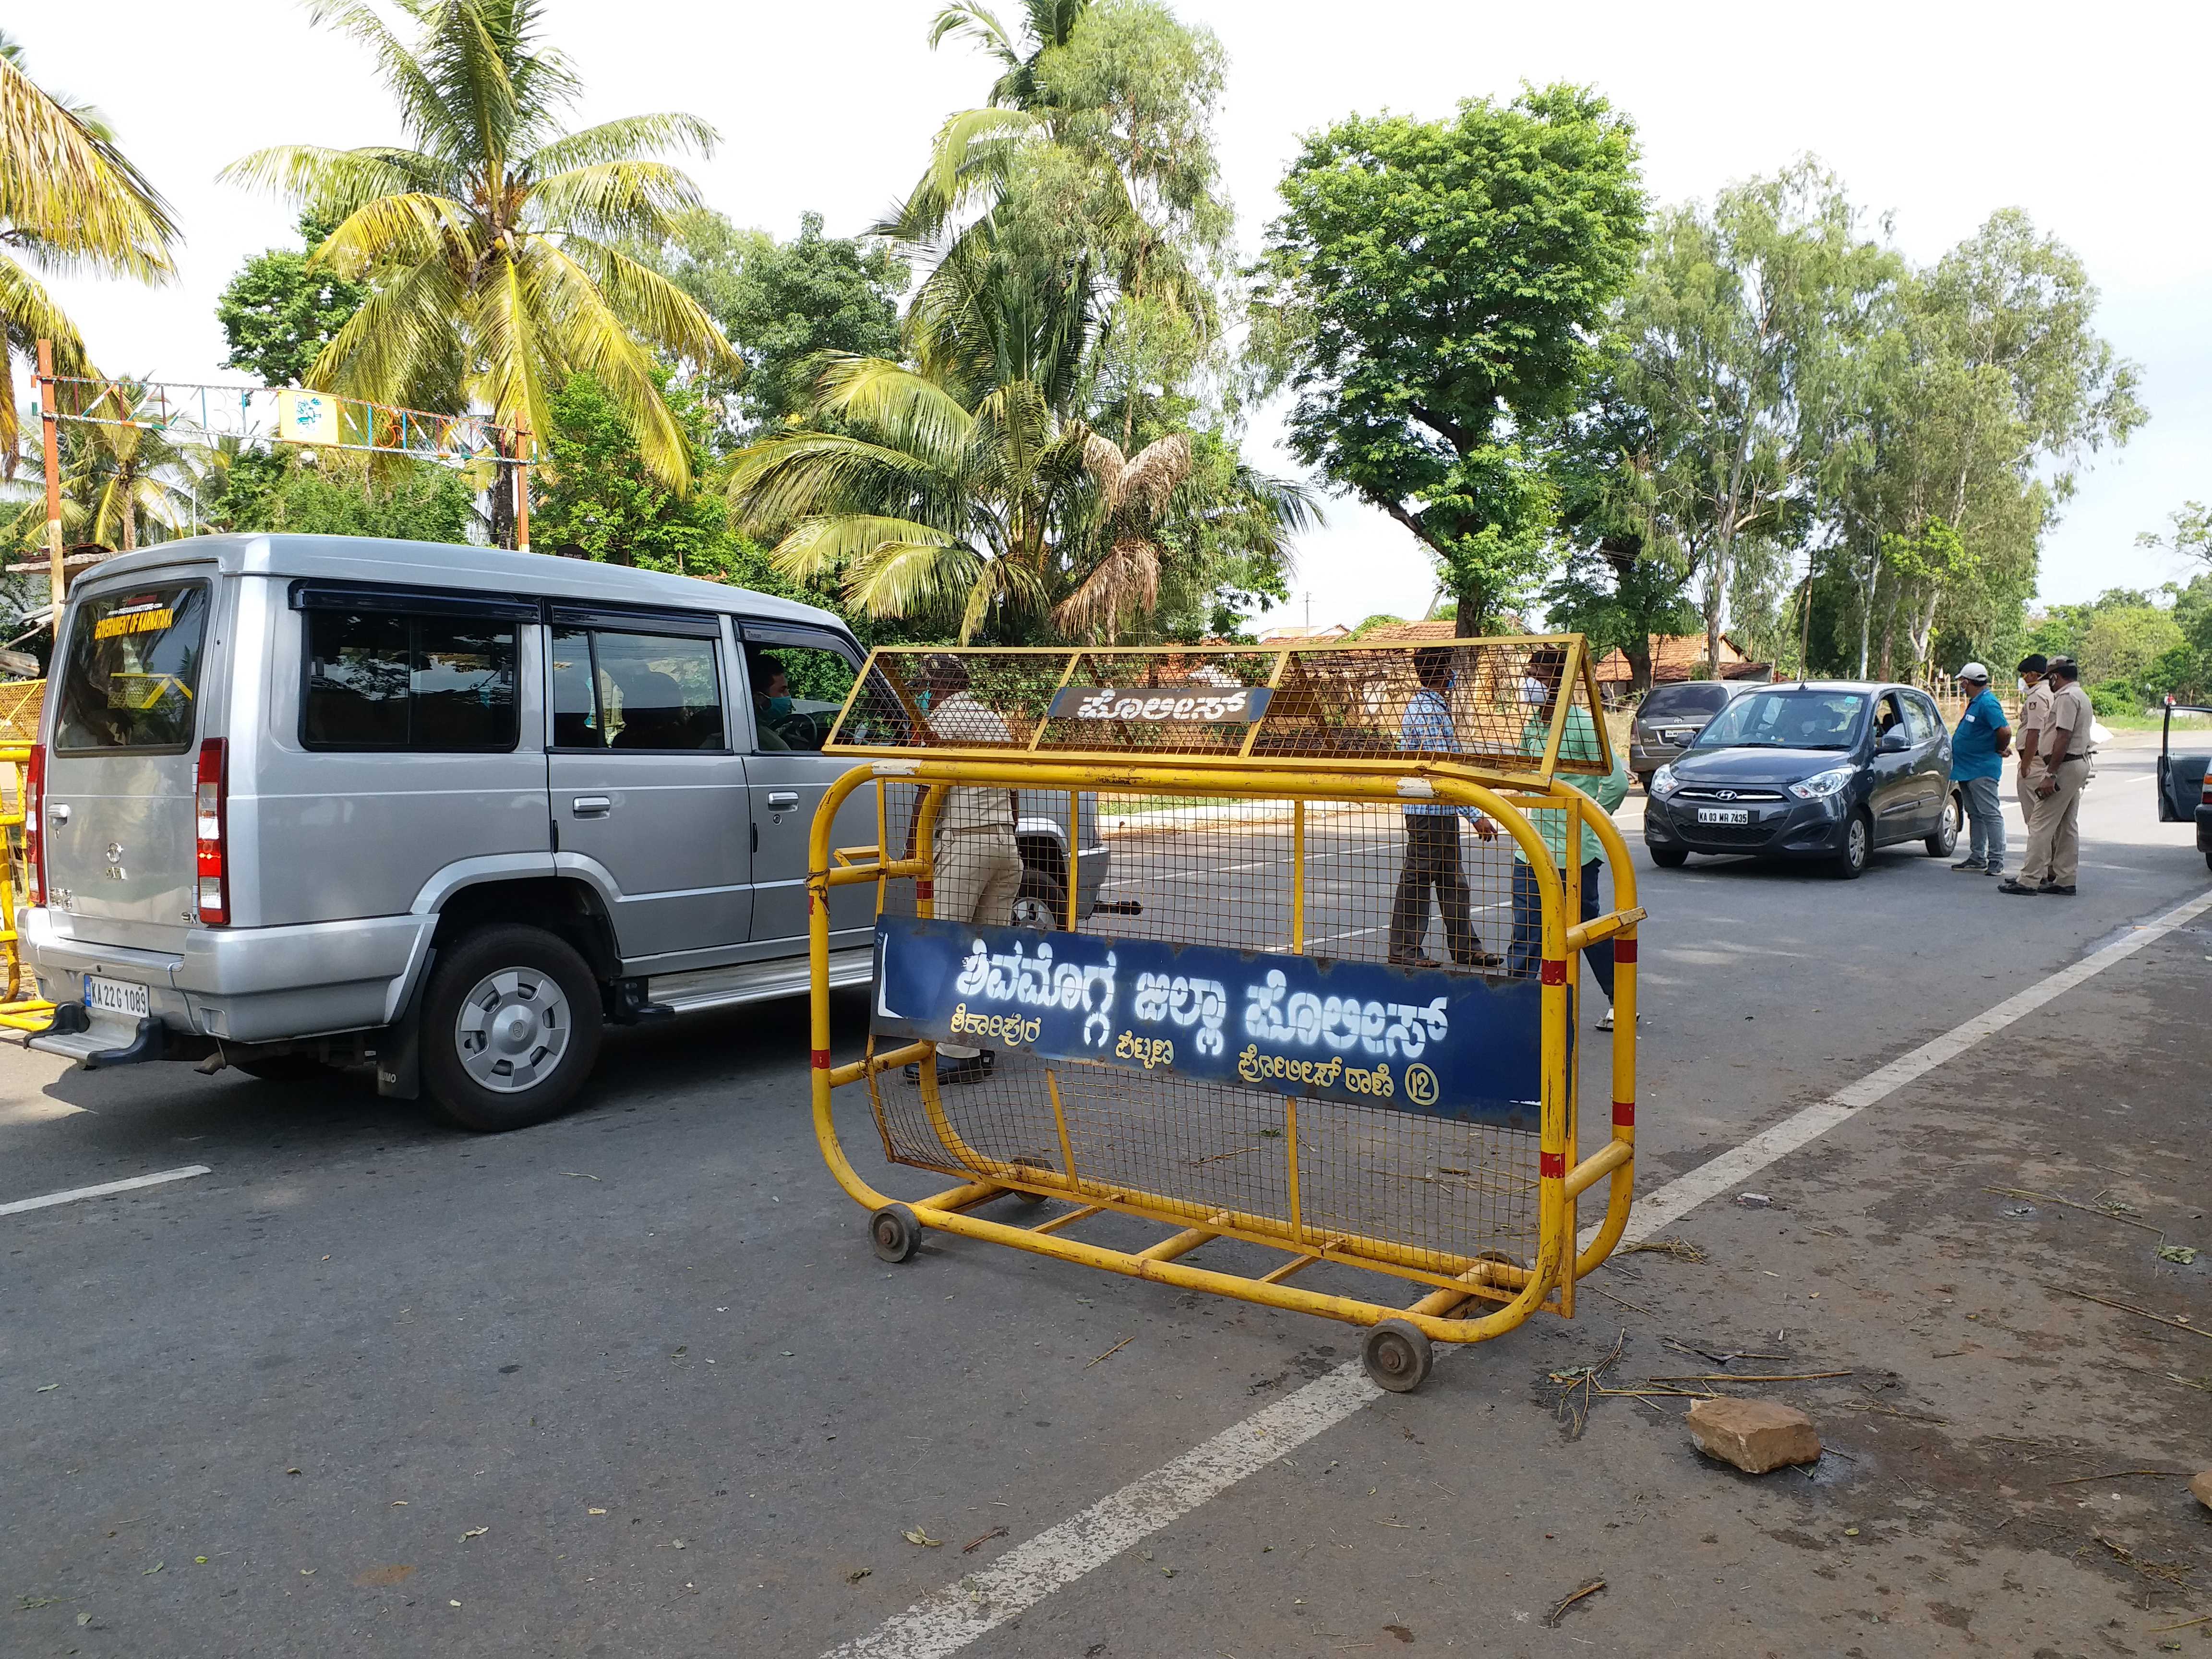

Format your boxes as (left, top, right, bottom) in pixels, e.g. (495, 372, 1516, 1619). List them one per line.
(1949, 661, 2010, 876)
(1389, 647, 1502, 968)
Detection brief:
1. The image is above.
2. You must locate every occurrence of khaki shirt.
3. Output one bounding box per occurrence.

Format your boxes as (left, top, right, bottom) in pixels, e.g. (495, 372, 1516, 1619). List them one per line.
(926, 692, 1017, 831)
(2045, 680, 2095, 763)
(2017, 680, 2054, 771)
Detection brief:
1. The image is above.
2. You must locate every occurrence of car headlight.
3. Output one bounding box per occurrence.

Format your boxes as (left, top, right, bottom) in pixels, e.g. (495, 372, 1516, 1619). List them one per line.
(1786, 766, 1856, 802)
(1649, 764, 1680, 800)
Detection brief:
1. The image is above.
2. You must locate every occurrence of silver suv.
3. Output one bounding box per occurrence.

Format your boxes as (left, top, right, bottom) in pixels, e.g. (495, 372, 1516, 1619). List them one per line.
(23, 535, 1106, 1129)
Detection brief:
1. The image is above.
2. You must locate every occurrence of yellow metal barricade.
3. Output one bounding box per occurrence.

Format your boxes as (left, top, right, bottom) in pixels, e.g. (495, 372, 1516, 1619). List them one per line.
(805, 639, 1642, 1392)
(0, 683, 55, 1027)
(0, 729, 56, 1030)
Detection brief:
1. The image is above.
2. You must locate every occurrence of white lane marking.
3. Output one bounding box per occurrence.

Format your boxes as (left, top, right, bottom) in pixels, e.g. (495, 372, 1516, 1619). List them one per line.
(0, 1165, 213, 1218)
(822, 1366, 1383, 1659)
(827, 885, 2212, 1659)
(1596, 883, 2212, 1247)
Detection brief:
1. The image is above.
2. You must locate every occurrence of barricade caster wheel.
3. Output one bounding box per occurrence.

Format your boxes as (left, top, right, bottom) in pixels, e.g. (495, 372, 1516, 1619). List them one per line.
(1362, 1319, 1433, 1393)
(1007, 1155, 1058, 1205)
(870, 1202, 923, 1263)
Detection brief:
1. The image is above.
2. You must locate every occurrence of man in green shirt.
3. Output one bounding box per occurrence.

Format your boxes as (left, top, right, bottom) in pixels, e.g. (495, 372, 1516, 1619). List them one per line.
(1504, 647, 1632, 1028)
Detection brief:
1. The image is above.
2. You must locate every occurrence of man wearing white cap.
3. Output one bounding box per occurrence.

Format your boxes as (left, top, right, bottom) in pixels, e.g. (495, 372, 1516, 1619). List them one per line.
(1948, 662, 2011, 877)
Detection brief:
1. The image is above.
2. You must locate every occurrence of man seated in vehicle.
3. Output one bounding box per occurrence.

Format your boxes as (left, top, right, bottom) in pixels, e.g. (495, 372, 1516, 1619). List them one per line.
(749, 651, 794, 750)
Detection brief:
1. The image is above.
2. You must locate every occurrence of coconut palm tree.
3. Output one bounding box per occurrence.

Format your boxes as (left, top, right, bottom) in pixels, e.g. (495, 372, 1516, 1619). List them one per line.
(2, 383, 192, 555)
(726, 351, 1090, 642)
(0, 30, 180, 470)
(222, 0, 739, 545)
(890, 0, 1230, 349)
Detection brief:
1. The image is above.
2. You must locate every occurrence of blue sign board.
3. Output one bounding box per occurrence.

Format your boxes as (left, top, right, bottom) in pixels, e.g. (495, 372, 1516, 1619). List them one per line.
(873, 918, 1545, 1130)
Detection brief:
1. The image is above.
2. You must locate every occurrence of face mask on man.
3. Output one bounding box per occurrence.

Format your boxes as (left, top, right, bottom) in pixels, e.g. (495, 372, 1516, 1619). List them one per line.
(766, 694, 794, 718)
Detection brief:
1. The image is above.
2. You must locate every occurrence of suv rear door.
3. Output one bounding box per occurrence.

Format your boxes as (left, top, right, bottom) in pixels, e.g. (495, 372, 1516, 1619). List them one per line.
(546, 608, 750, 971)
(42, 571, 219, 950)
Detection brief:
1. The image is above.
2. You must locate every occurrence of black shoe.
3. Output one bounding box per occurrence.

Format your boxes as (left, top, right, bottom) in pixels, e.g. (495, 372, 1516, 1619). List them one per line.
(1996, 878, 2042, 895)
(1453, 949, 1504, 970)
(2039, 882, 2076, 896)
(1983, 866, 2004, 878)
(1950, 858, 1986, 872)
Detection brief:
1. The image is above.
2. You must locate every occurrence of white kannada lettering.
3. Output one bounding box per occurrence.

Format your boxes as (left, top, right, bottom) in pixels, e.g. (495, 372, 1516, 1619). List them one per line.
(953, 936, 1116, 1045)
(1244, 970, 1449, 1059)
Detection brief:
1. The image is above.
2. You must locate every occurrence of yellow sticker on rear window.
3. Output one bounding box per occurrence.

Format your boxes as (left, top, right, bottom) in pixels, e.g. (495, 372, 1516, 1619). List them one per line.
(93, 606, 174, 640)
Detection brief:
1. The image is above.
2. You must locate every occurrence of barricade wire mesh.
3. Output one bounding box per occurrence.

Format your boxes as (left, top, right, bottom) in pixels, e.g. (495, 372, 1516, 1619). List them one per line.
(826, 640, 1612, 779)
(860, 775, 1575, 1289)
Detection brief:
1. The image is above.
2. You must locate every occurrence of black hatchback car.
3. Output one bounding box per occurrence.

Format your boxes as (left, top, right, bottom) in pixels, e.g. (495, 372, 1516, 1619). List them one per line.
(1643, 682, 1961, 878)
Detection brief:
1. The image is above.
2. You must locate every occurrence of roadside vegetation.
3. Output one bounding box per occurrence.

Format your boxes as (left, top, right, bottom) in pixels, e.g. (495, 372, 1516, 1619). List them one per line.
(2, 0, 2202, 702)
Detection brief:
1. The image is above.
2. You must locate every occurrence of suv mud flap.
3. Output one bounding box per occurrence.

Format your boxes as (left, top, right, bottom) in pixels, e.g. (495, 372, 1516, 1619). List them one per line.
(375, 948, 433, 1100)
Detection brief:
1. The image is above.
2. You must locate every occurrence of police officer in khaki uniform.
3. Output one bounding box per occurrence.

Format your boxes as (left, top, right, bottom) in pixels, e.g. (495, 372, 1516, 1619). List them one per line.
(2012, 653, 2052, 818)
(2002, 654, 2094, 896)
(909, 654, 1024, 1084)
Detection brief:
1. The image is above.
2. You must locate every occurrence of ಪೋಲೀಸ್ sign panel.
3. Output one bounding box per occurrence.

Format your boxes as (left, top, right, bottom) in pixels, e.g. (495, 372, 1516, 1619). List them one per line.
(872, 917, 1543, 1130)
(1045, 683, 1273, 723)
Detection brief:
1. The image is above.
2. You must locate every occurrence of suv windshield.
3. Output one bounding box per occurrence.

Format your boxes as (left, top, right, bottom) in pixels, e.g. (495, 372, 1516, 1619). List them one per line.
(1693, 689, 1866, 751)
(54, 580, 213, 753)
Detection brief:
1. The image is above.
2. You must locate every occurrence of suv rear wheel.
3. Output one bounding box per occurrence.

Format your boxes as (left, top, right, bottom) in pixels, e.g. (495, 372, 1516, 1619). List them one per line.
(422, 924, 604, 1131)
(1010, 868, 1068, 930)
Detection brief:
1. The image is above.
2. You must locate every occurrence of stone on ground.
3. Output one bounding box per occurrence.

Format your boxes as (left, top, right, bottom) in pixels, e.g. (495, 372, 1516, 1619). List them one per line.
(1686, 1397, 1823, 1474)
(2192, 1468, 2212, 1511)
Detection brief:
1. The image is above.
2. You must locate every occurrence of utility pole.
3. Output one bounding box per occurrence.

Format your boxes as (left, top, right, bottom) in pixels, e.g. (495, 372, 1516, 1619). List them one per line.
(37, 340, 65, 612)
(513, 420, 531, 554)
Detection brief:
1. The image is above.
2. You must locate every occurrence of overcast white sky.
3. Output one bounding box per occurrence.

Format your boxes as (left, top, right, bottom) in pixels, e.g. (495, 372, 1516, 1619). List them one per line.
(24, 0, 2212, 632)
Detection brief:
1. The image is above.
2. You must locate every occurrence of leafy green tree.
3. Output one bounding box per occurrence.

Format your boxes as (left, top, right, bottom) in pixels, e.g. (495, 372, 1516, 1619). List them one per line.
(533, 370, 737, 575)
(902, 0, 1233, 340)
(1255, 85, 1647, 631)
(1612, 163, 1896, 677)
(647, 210, 906, 431)
(222, 0, 740, 548)
(1827, 211, 2143, 680)
(2137, 502, 2212, 573)
(203, 447, 475, 543)
(0, 30, 179, 469)
(216, 214, 370, 387)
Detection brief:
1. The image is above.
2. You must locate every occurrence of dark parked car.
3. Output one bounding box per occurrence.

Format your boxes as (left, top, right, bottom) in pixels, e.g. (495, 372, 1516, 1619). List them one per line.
(1643, 681, 1962, 879)
(2155, 697, 2212, 871)
(1628, 679, 1762, 790)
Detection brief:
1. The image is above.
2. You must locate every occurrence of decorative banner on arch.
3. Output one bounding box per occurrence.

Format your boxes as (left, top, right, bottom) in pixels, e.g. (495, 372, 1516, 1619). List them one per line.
(872, 917, 1544, 1130)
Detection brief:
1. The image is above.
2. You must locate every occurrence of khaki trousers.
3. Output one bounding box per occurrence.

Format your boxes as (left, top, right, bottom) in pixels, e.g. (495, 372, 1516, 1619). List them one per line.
(932, 823, 1024, 1057)
(2018, 757, 2090, 886)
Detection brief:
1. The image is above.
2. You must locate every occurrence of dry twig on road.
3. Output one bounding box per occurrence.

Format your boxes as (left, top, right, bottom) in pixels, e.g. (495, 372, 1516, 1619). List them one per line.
(1542, 1579, 1607, 1627)
(2061, 1290, 2212, 1343)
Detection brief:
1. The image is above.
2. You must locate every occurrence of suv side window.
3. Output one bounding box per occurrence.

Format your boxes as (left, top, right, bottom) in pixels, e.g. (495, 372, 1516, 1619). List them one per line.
(742, 637, 861, 753)
(303, 609, 518, 751)
(552, 628, 726, 751)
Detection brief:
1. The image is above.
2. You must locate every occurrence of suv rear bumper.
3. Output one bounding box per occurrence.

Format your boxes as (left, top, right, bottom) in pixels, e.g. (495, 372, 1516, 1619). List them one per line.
(24, 907, 433, 1050)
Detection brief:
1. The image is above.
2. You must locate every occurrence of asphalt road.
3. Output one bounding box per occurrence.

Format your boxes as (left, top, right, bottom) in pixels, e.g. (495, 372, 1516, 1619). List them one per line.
(4, 736, 2209, 1657)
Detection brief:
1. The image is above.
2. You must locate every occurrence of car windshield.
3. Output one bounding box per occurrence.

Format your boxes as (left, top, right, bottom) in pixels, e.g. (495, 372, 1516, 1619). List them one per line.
(1692, 689, 1866, 751)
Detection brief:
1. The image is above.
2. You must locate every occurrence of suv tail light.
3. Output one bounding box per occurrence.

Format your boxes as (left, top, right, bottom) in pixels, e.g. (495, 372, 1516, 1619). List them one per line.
(21, 742, 45, 908)
(195, 738, 229, 926)
(2201, 768, 2212, 806)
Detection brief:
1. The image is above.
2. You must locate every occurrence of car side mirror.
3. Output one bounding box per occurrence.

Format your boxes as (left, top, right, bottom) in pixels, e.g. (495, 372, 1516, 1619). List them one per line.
(1878, 728, 1911, 753)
